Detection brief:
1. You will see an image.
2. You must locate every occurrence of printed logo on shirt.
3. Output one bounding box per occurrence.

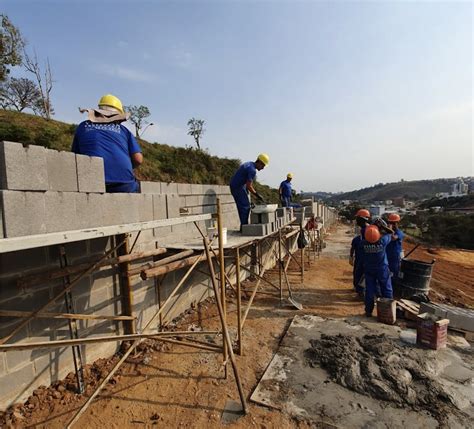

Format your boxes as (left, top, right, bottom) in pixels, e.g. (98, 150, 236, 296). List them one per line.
(363, 243, 384, 254)
(84, 122, 122, 134)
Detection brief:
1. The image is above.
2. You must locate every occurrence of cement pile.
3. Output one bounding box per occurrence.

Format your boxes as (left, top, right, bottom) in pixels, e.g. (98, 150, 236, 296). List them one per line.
(306, 333, 459, 423)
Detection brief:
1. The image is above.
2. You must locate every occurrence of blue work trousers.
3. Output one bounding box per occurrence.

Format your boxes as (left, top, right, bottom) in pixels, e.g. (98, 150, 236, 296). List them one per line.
(364, 265, 393, 315)
(353, 262, 364, 293)
(106, 181, 139, 193)
(231, 186, 250, 226)
(281, 196, 290, 208)
(388, 256, 401, 284)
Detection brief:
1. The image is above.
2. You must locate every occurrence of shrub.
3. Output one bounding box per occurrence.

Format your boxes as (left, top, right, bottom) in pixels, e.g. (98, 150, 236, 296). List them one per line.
(0, 122, 33, 144)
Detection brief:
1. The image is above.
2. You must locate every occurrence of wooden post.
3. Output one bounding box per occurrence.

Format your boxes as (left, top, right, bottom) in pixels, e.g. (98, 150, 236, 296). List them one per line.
(216, 198, 228, 377)
(278, 229, 282, 304)
(117, 234, 136, 334)
(236, 248, 242, 355)
(203, 238, 248, 414)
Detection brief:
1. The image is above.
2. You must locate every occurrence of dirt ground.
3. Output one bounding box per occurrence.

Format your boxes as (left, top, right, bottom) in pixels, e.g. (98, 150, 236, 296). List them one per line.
(2, 224, 473, 428)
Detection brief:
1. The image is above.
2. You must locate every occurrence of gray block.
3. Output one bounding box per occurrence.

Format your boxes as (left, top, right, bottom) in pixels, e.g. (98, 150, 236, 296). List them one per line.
(185, 195, 202, 207)
(250, 212, 275, 224)
(421, 302, 474, 332)
(102, 194, 139, 226)
(0, 362, 35, 405)
(241, 223, 268, 236)
(152, 194, 167, 220)
(45, 192, 77, 233)
(177, 183, 192, 195)
(166, 193, 181, 219)
(76, 154, 105, 193)
(160, 182, 178, 194)
(0, 141, 48, 191)
(0, 190, 47, 237)
(75, 193, 104, 229)
(276, 207, 286, 218)
(137, 194, 154, 222)
(191, 184, 204, 195)
(46, 150, 78, 191)
(140, 181, 161, 194)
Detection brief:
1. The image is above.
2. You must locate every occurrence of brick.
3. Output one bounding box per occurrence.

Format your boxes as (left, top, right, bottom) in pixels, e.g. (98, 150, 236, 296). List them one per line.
(45, 192, 78, 233)
(140, 181, 161, 194)
(177, 183, 192, 195)
(0, 190, 46, 237)
(75, 193, 105, 229)
(0, 362, 35, 405)
(0, 141, 48, 191)
(160, 182, 178, 194)
(241, 223, 268, 236)
(46, 150, 78, 191)
(75, 154, 105, 193)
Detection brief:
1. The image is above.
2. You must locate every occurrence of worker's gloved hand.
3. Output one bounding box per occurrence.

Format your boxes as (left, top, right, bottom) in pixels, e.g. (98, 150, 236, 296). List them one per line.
(255, 192, 264, 202)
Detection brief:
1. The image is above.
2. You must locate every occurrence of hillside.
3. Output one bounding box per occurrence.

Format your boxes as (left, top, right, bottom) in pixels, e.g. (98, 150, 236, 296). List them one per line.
(322, 178, 473, 203)
(0, 109, 278, 201)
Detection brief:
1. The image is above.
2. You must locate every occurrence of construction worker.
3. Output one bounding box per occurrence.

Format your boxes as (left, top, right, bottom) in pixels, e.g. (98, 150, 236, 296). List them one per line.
(279, 173, 293, 207)
(361, 221, 394, 317)
(386, 213, 405, 282)
(230, 154, 269, 228)
(350, 209, 370, 297)
(72, 94, 143, 193)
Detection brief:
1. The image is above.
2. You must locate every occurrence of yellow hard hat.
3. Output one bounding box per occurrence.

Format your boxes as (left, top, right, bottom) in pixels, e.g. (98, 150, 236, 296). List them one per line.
(257, 153, 270, 166)
(98, 94, 124, 114)
(287, 173, 293, 179)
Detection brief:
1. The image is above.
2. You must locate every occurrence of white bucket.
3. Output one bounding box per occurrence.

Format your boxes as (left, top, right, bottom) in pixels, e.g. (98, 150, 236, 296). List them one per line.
(207, 227, 227, 245)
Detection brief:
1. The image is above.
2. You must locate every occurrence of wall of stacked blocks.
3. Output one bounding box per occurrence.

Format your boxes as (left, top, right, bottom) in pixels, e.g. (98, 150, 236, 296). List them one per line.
(0, 141, 335, 408)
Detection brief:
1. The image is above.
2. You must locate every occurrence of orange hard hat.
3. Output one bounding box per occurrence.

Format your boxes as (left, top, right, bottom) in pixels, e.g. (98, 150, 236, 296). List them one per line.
(388, 213, 401, 223)
(356, 209, 371, 219)
(365, 225, 381, 243)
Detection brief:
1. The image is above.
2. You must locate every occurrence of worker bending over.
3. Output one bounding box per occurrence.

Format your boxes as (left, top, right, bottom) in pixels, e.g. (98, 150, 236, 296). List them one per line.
(72, 94, 143, 193)
(350, 209, 371, 297)
(279, 173, 293, 207)
(386, 213, 405, 283)
(230, 154, 269, 228)
(361, 220, 394, 317)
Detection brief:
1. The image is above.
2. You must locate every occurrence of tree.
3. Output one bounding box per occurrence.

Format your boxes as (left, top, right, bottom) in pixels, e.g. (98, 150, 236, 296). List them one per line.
(187, 117, 205, 150)
(0, 77, 42, 112)
(0, 14, 25, 81)
(23, 50, 54, 119)
(125, 105, 151, 138)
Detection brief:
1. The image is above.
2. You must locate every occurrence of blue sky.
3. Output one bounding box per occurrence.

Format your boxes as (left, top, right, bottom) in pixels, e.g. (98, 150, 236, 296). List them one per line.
(3, 0, 473, 192)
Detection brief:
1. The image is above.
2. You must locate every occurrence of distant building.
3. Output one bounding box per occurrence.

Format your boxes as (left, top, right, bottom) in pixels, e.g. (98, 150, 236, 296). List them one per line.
(369, 205, 385, 216)
(392, 197, 405, 207)
(451, 178, 469, 196)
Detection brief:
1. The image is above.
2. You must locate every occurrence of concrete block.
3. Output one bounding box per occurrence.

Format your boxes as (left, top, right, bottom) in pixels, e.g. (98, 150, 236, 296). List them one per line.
(160, 182, 178, 194)
(241, 223, 268, 236)
(185, 195, 202, 207)
(140, 181, 161, 194)
(0, 362, 35, 405)
(250, 212, 275, 224)
(421, 303, 474, 332)
(75, 193, 104, 229)
(75, 154, 105, 193)
(152, 194, 170, 236)
(166, 193, 181, 219)
(45, 192, 77, 233)
(203, 194, 217, 205)
(0, 190, 47, 237)
(131, 193, 153, 222)
(46, 150, 78, 192)
(276, 207, 287, 218)
(0, 141, 48, 191)
(177, 183, 192, 195)
(102, 194, 139, 226)
(191, 184, 204, 195)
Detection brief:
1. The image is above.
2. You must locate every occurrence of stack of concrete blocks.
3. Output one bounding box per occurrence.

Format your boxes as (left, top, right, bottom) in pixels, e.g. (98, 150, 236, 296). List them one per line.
(420, 302, 473, 333)
(242, 206, 292, 236)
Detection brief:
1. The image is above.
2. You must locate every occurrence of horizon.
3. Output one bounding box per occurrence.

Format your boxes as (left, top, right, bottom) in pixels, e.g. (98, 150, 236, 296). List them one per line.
(2, 0, 473, 192)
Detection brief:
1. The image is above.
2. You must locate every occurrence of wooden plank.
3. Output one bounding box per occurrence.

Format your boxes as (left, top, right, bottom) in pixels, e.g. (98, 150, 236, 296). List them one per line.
(141, 253, 209, 279)
(127, 250, 194, 277)
(0, 310, 134, 321)
(0, 214, 212, 254)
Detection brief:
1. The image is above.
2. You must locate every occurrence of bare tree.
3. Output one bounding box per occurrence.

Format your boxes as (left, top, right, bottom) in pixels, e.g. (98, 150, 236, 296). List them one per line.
(0, 14, 25, 81)
(187, 117, 205, 150)
(125, 105, 151, 138)
(0, 77, 42, 112)
(23, 50, 54, 119)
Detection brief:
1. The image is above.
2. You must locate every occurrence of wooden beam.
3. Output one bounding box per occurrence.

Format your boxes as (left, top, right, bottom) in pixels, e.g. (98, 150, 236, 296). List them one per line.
(127, 250, 194, 277)
(141, 253, 209, 280)
(0, 310, 135, 322)
(0, 214, 213, 254)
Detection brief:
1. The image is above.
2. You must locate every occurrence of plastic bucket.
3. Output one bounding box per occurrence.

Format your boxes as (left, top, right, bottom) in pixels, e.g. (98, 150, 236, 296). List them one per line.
(398, 258, 434, 298)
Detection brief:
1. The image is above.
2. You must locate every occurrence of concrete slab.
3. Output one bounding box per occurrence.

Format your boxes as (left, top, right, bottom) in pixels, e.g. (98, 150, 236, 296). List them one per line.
(0, 141, 48, 191)
(251, 315, 473, 428)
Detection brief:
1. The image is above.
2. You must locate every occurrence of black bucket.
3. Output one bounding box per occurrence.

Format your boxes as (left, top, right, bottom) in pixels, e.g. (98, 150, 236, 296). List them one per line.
(397, 258, 435, 299)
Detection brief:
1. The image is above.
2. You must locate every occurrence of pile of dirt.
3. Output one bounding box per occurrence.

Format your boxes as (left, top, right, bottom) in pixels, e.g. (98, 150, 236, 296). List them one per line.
(305, 334, 461, 424)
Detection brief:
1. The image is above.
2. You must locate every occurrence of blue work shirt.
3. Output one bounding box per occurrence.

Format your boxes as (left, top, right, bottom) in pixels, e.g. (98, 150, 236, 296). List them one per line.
(280, 180, 292, 198)
(230, 161, 257, 190)
(351, 235, 364, 265)
(72, 121, 141, 185)
(386, 228, 405, 260)
(362, 234, 391, 270)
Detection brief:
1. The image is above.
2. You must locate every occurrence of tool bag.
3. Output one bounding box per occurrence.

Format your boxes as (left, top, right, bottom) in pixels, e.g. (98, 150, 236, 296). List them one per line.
(297, 230, 308, 249)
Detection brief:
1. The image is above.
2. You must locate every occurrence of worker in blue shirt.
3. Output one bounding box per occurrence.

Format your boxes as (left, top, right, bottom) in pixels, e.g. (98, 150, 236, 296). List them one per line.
(386, 213, 405, 283)
(350, 233, 364, 296)
(72, 94, 143, 193)
(230, 154, 269, 228)
(279, 173, 293, 207)
(362, 223, 394, 317)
